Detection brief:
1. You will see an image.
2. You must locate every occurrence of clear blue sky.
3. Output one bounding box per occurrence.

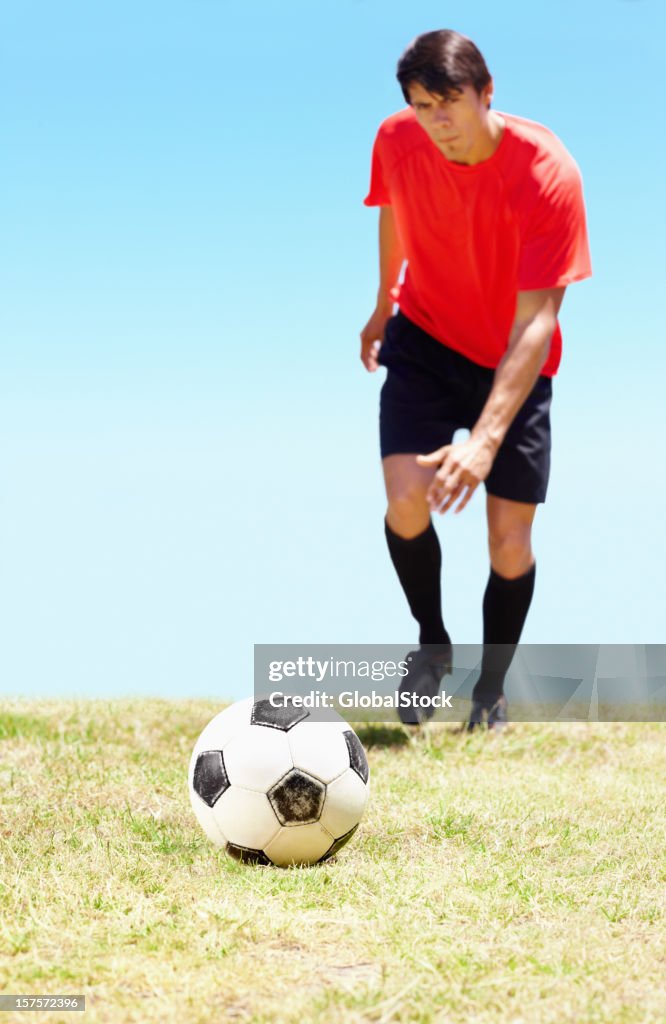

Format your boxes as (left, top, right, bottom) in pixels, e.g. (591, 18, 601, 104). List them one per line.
(1, 0, 664, 699)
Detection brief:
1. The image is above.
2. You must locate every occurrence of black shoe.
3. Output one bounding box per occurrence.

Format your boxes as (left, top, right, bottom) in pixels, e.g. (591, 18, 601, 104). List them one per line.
(487, 696, 508, 732)
(466, 700, 487, 733)
(466, 695, 508, 733)
(397, 643, 453, 726)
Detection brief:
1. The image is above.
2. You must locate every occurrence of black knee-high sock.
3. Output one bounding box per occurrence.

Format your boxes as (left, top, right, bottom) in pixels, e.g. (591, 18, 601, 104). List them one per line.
(472, 563, 536, 706)
(384, 519, 450, 645)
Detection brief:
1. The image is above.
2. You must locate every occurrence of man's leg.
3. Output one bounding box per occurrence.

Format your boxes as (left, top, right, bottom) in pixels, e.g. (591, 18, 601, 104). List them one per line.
(470, 495, 537, 725)
(383, 453, 453, 724)
(383, 453, 451, 646)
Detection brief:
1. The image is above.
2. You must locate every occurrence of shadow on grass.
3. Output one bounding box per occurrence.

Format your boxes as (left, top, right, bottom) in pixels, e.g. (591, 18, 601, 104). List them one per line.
(353, 724, 410, 749)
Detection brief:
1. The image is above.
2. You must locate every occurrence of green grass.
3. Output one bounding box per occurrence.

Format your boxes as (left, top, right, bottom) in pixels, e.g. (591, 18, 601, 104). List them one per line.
(1, 700, 665, 1023)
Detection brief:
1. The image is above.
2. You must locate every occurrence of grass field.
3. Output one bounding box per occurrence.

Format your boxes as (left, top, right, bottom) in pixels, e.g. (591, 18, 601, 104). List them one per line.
(1, 700, 665, 1023)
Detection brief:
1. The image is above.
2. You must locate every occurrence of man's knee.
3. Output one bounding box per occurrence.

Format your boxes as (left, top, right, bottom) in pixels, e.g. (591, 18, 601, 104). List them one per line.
(383, 455, 436, 538)
(385, 479, 430, 538)
(488, 523, 533, 576)
(387, 476, 428, 510)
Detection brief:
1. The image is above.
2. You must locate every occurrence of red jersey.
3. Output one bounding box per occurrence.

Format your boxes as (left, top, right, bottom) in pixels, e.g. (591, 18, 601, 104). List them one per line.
(364, 108, 592, 376)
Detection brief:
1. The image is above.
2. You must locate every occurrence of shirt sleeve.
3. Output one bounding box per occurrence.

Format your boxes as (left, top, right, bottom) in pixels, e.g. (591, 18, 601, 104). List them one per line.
(518, 161, 592, 290)
(363, 132, 391, 207)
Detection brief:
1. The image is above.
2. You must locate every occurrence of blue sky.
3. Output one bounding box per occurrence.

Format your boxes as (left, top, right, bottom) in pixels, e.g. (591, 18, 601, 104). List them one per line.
(1, 0, 664, 699)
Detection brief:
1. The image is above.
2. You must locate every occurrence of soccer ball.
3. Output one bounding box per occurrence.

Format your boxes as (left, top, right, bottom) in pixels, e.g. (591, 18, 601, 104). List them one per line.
(188, 696, 370, 867)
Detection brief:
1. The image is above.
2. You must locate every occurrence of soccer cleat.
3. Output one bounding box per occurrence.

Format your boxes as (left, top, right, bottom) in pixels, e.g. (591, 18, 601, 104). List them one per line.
(466, 695, 508, 733)
(466, 700, 487, 733)
(397, 643, 453, 726)
(487, 696, 508, 732)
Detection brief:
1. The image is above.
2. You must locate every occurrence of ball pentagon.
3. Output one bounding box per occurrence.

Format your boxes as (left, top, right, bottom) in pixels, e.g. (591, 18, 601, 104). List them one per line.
(251, 698, 310, 731)
(192, 750, 230, 808)
(343, 730, 369, 784)
(268, 769, 326, 826)
(226, 843, 271, 866)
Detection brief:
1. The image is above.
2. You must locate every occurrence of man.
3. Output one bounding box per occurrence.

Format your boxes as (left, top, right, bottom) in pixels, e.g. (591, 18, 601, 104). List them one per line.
(360, 30, 591, 729)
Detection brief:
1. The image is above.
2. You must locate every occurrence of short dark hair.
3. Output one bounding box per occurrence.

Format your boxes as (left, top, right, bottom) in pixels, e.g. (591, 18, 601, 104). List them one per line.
(396, 30, 492, 104)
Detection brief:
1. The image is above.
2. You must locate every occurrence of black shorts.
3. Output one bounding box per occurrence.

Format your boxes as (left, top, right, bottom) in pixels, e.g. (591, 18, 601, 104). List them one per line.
(378, 311, 553, 504)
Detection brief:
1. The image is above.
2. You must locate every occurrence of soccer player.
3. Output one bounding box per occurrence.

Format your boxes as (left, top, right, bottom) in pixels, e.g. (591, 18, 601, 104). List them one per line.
(360, 30, 591, 729)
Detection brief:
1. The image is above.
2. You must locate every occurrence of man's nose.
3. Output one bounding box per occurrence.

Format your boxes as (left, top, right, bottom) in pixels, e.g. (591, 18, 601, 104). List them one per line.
(432, 107, 452, 126)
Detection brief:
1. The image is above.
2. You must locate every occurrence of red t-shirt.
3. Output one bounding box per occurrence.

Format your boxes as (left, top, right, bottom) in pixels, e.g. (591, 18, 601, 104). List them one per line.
(364, 109, 592, 376)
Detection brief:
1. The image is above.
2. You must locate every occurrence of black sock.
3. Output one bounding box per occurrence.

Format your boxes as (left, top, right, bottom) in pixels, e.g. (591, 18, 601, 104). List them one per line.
(472, 563, 536, 706)
(384, 519, 450, 646)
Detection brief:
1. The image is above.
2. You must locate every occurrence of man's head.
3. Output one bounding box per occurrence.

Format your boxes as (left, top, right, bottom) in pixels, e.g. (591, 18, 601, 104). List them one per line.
(397, 30, 498, 165)
(397, 29, 492, 105)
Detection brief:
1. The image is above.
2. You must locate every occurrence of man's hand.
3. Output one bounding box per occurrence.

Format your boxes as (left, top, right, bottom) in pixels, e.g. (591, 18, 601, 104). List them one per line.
(417, 289, 566, 511)
(360, 305, 392, 372)
(417, 436, 497, 514)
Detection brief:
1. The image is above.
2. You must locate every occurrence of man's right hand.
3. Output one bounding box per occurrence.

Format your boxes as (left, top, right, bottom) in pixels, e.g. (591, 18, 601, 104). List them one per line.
(360, 305, 393, 372)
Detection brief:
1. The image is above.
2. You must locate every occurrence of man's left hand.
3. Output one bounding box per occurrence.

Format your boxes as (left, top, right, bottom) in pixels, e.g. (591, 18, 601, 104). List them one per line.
(416, 436, 497, 514)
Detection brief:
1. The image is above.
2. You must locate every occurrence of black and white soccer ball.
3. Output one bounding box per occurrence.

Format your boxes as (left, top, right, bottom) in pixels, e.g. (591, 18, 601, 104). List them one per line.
(188, 697, 370, 867)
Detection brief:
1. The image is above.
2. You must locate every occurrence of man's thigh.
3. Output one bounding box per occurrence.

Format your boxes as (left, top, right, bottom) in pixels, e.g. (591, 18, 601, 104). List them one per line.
(382, 453, 438, 503)
(378, 313, 468, 460)
(486, 494, 538, 537)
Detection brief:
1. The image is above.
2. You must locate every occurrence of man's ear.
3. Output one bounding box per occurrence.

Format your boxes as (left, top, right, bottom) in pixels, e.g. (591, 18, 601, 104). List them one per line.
(483, 78, 494, 110)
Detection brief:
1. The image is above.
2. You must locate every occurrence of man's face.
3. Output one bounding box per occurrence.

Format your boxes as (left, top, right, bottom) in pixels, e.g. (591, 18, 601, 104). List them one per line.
(407, 81, 494, 164)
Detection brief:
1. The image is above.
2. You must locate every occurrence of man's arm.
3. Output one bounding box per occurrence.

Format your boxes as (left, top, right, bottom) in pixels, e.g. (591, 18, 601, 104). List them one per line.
(417, 286, 566, 513)
(360, 206, 405, 372)
(471, 286, 565, 452)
